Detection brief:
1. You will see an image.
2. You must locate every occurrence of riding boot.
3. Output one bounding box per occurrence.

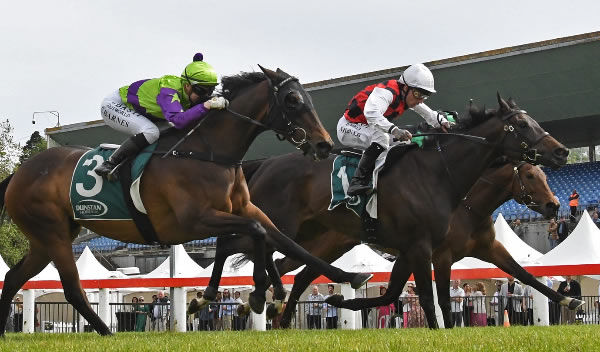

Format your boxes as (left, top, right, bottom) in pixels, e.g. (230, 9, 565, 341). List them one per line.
(347, 142, 385, 196)
(94, 133, 150, 181)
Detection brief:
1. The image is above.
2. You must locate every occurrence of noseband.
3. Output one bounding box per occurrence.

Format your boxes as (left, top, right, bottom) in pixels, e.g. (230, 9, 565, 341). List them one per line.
(500, 109, 549, 164)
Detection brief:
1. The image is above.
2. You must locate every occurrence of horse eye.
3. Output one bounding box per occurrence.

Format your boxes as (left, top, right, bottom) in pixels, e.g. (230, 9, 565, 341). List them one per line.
(285, 92, 303, 109)
(516, 119, 528, 128)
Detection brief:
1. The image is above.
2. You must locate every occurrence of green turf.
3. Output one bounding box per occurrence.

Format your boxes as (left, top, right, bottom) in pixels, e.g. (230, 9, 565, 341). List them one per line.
(1, 326, 598, 352)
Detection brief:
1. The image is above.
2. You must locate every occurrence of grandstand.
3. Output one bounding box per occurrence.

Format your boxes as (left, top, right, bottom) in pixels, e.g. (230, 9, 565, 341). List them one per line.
(493, 161, 600, 221)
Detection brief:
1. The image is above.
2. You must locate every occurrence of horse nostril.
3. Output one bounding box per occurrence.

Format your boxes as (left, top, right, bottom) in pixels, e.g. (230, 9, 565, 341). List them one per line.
(317, 141, 333, 155)
(553, 147, 569, 158)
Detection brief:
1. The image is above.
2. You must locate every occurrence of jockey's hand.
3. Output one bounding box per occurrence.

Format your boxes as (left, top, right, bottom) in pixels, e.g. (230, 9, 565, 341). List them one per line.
(390, 127, 412, 141)
(441, 120, 456, 132)
(205, 96, 229, 110)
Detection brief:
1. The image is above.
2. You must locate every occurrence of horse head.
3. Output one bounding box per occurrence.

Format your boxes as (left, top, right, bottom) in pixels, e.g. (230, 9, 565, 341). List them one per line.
(258, 66, 333, 160)
(510, 162, 560, 219)
(468, 94, 568, 170)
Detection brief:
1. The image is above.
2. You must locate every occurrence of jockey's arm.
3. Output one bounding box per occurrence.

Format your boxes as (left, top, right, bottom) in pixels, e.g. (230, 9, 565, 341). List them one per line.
(411, 103, 443, 128)
(363, 87, 396, 134)
(157, 88, 209, 129)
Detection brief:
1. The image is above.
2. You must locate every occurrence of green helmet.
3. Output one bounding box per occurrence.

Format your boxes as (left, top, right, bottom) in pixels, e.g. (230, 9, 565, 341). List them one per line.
(181, 53, 218, 86)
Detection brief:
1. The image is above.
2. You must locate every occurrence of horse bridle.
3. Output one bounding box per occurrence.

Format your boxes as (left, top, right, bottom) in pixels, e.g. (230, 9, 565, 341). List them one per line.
(499, 109, 549, 164)
(226, 76, 309, 148)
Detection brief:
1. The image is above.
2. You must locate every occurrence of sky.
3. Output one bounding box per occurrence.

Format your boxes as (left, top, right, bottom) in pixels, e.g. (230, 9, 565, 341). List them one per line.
(2, 0, 599, 145)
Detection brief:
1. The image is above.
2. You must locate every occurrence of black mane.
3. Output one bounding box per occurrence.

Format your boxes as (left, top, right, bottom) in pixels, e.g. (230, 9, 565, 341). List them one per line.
(220, 72, 267, 100)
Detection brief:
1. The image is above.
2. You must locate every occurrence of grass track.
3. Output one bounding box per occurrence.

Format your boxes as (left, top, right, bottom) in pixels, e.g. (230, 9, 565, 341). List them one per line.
(1, 326, 597, 352)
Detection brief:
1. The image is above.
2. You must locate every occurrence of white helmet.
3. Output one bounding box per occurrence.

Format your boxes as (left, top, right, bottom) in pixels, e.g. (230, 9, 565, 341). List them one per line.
(398, 63, 436, 94)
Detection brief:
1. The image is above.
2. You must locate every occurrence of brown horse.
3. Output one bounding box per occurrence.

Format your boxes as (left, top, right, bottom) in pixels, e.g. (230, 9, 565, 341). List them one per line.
(0, 67, 374, 336)
(206, 95, 570, 328)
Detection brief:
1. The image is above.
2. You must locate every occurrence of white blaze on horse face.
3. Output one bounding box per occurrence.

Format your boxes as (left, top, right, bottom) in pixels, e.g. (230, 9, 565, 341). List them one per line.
(76, 155, 105, 197)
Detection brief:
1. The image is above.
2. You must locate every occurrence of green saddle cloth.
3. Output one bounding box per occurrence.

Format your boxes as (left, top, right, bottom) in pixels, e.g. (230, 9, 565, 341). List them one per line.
(328, 153, 370, 217)
(70, 143, 157, 220)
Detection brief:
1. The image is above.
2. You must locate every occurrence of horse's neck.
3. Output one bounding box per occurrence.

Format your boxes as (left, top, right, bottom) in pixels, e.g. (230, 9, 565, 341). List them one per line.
(185, 81, 271, 161)
(464, 166, 514, 217)
(426, 119, 507, 207)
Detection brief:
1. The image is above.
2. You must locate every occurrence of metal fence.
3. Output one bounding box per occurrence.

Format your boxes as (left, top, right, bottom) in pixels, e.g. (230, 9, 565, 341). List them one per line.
(6, 295, 600, 333)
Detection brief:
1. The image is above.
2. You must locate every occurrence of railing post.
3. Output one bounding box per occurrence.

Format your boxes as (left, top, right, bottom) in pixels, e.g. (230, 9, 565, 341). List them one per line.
(172, 287, 187, 332)
(532, 277, 550, 326)
(340, 283, 358, 329)
(250, 303, 266, 331)
(22, 289, 36, 333)
(99, 288, 110, 328)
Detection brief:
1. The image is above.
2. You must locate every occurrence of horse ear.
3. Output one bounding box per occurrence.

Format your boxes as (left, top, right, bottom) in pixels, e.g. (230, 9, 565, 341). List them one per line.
(258, 64, 278, 83)
(497, 92, 511, 112)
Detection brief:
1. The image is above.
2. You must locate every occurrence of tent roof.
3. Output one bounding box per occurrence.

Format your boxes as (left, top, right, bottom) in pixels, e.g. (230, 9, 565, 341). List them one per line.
(333, 244, 393, 273)
(535, 212, 600, 266)
(144, 244, 210, 278)
(31, 263, 60, 281)
(0, 255, 9, 279)
(76, 246, 125, 279)
(494, 213, 543, 264)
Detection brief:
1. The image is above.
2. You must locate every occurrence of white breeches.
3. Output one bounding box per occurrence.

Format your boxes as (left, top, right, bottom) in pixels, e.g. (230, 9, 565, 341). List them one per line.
(336, 116, 391, 150)
(100, 90, 160, 144)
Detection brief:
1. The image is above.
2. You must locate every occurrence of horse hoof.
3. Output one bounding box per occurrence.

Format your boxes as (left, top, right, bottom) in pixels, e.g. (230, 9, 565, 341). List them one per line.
(266, 303, 279, 320)
(350, 273, 373, 289)
(187, 298, 199, 315)
(279, 318, 291, 329)
(203, 286, 217, 301)
(249, 292, 266, 314)
(237, 303, 251, 316)
(568, 298, 585, 310)
(324, 294, 344, 307)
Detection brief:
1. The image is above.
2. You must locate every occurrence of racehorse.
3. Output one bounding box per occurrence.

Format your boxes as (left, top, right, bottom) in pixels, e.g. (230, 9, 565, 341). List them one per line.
(0, 67, 372, 336)
(205, 95, 570, 328)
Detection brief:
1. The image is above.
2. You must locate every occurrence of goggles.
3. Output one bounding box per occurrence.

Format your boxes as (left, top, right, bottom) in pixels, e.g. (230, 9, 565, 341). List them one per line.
(192, 84, 215, 97)
(411, 88, 431, 101)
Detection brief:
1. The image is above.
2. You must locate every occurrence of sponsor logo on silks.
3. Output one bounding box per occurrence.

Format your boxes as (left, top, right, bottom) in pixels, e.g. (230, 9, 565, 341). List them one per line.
(75, 199, 108, 217)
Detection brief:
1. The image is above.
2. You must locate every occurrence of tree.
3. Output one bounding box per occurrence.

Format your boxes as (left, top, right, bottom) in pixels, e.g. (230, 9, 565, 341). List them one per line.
(0, 221, 28, 267)
(0, 119, 19, 179)
(18, 131, 47, 165)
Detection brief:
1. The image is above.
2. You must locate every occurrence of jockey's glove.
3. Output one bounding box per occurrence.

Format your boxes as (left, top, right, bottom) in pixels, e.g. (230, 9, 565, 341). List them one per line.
(390, 126, 412, 141)
(437, 111, 457, 131)
(206, 96, 229, 110)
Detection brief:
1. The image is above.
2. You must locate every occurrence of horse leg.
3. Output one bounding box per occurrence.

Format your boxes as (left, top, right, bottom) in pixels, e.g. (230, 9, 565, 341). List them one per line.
(0, 244, 50, 336)
(410, 245, 439, 329)
(49, 244, 112, 335)
(325, 256, 410, 311)
(476, 240, 584, 310)
(432, 249, 454, 328)
(264, 254, 287, 320)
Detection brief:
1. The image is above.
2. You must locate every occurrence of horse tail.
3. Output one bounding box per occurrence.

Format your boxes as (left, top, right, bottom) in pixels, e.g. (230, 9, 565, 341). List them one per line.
(241, 158, 266, 183)
(231, 253, 252, 270)
(0, 173, 14, 219)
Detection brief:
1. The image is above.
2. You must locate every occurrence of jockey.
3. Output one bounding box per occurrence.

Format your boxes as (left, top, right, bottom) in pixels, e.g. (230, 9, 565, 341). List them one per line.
(95, 53, 229, 180)
(337, 63, 455, 196)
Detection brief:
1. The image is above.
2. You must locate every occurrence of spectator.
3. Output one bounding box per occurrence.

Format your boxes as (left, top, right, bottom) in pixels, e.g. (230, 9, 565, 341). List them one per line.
(220, 289, 234, 331)
(500, 276, 524, 325)
(376, 286, 395, 328)
(152, 291, 169, 331)
(134, 296, 149, 332)
(592, 212, 600, 229)
(212, 291, 223, 330)
(557, 276, 581, 324)
(406, 285, 425, 328)
(323, 284, 338, 329)
(522, 285, 534, 326)
(511, 219, 526, 240)
(470, 282, 487, 327)
(306, 285, 324, 329)
(13, 297, 23, 332)
(547, 278, 560, 325)
(232, 291, 246, 331)
(449, 280, 465, 327)
(568, 189, 579, 222)
(198, 292, 214, 331)
(548, 218, 559, 249)
(489, 280, 503, 326)
(400, 283, 416, 328)
(557, 216, 570, 243)
(462, 283, 473, 327)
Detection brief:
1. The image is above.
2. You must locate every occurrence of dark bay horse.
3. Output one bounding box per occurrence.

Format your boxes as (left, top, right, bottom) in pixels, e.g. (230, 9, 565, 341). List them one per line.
(206, 95, 570, 328)
(0, 67, 372, 336)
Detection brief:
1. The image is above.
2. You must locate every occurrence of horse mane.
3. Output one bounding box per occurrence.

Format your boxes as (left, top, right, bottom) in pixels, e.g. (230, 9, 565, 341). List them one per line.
(220, 72, 267, 101)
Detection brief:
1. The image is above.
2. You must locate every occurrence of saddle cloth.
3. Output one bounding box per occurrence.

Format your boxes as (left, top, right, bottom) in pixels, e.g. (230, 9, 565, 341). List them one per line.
(69, 143, 157, 220)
